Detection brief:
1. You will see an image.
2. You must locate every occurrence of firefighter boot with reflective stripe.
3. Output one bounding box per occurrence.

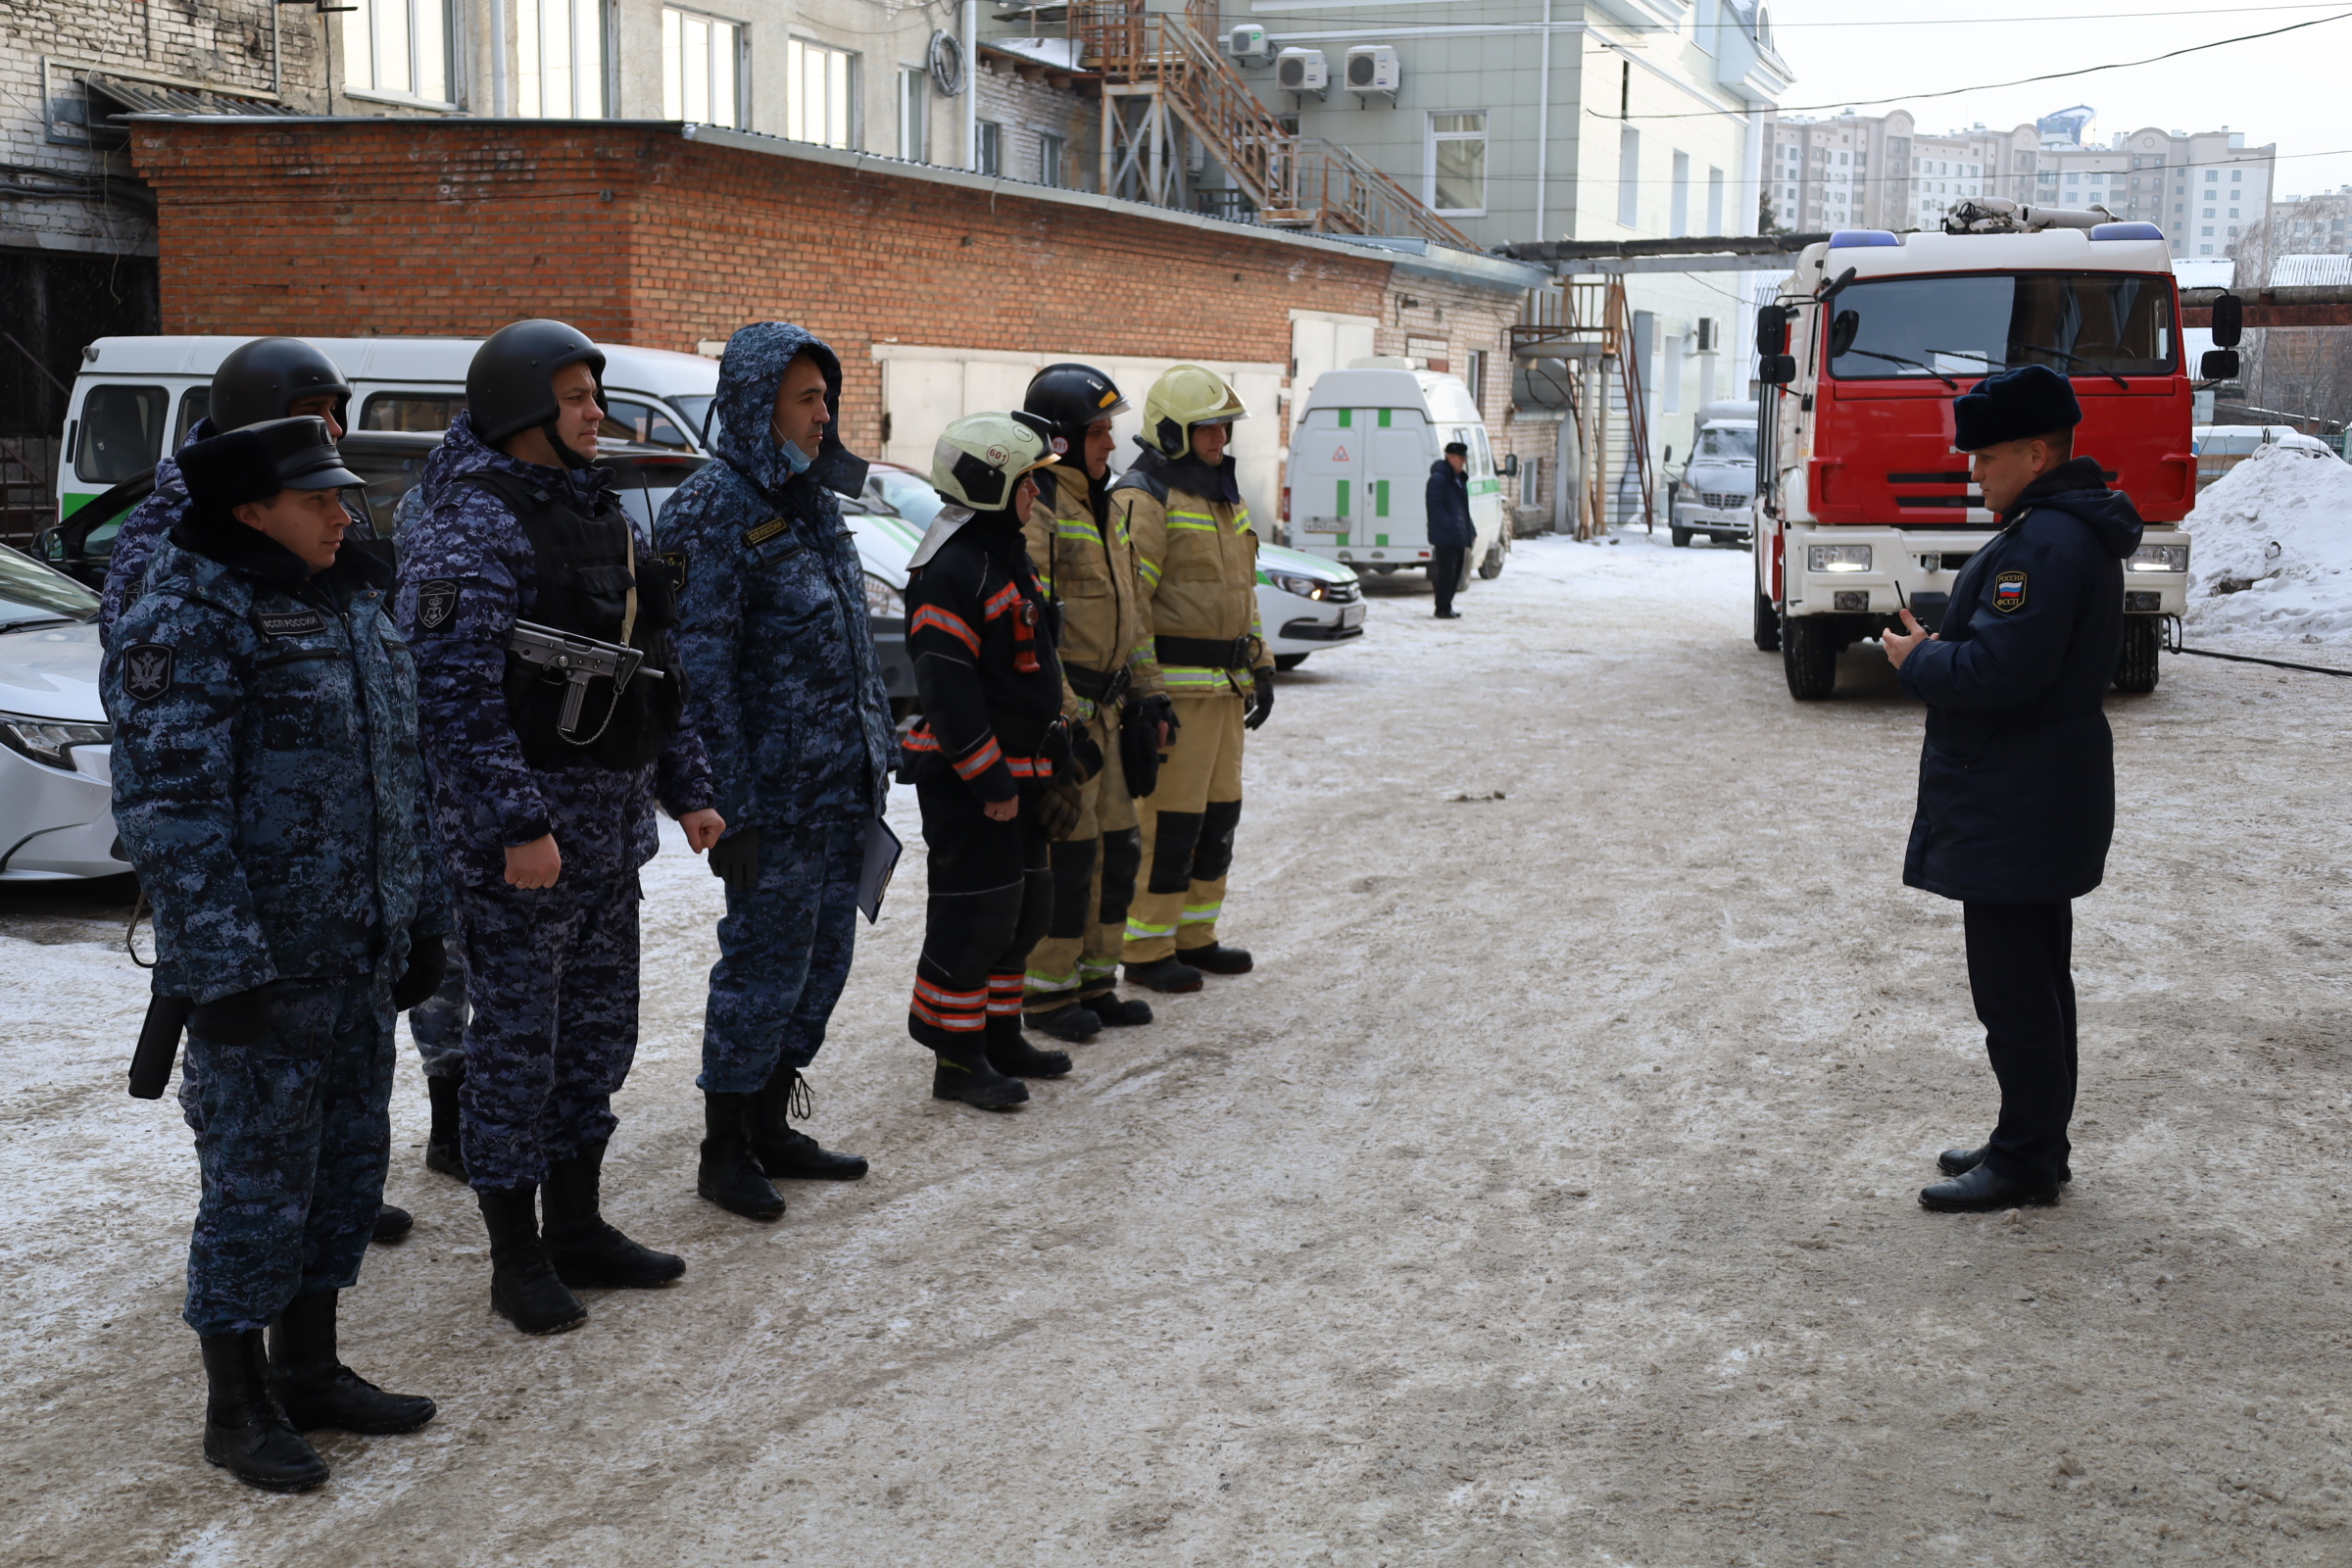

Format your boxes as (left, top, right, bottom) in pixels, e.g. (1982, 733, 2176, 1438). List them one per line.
(476, 1184, 588, 1336)
(750, 1067, 869, 1181)
(543, 1139, 687, 1288)
(1179, 942, 1252, 975)
(932, 1042, 1030, 1109)
(268, 1290, 438, 1435)
(202, 1330, 329, 1493)
(1124, 956, 1203, 993)
(698, 1092, 786, 1220)
(424, 1068, 466, 1180)
(1029, 1003, 1103, 1043)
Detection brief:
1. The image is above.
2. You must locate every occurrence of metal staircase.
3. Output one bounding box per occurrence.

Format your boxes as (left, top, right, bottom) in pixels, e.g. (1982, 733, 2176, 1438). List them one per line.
(1508, 278, 1654, 536)
(1068, 0, 1474, 249)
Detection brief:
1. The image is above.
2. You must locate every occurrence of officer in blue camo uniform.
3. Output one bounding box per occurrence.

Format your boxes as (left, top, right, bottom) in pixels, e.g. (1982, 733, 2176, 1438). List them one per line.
(107, 417, 445, 1493)
(657, 321, 894, 1221)
(397, 319, 725, 1337)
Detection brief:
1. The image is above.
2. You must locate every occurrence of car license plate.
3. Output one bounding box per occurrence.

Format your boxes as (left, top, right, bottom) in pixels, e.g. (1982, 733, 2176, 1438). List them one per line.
(1301, 517, 1345, 533)
(1340, 604, 1365, 628)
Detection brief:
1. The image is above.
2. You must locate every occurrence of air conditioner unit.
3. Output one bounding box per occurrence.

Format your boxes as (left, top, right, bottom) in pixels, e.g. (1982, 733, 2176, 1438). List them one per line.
(1346, 44, 1400, 96)
(1225, 24, 1274, 66)
(1275, 47, 1328, 94)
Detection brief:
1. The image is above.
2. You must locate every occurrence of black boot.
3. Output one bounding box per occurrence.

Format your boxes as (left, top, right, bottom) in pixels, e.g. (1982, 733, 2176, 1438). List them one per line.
(749, 1067, 869, 1181)
(987, 1029, 1072, 1079)
(200, 1330, 328, 1493)
(1028, 1003, 1102, 1043)
(267, 1290, 437, 1435)
(1123, 956, 1203, 994)
(475, 1184, 588, 1335)
(542, 1139, 686, 1288)
(931, 1042, 1029, 1109)
(1939, 1143, 2073, 1184)
(371, 1202, 413, 1244)
(425, 1069, 466, 1180)
(698, 1093, 786, 1220)
(1086, 991, 1153, 1027)
(1179, 942, 1254, 975)
(1918, 1162, 2062, 1212)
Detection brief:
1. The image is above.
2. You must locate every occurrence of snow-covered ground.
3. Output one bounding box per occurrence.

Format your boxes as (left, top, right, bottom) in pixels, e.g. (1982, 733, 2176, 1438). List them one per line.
(5, 530, 2351, 1565)
(2182, 443, 2352, 644)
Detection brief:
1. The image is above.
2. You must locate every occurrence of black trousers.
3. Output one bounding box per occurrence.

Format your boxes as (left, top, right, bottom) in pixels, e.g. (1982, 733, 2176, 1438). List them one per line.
(906, 773, 1052, 1052)
(1430, 546, 1466, 614)
(1962, 900, 2078, 1186)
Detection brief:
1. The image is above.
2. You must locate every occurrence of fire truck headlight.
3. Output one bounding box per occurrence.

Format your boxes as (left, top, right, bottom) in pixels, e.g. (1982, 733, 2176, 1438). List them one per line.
(2129, 544, 2188, 572)
(1807, 544, 1873, 573)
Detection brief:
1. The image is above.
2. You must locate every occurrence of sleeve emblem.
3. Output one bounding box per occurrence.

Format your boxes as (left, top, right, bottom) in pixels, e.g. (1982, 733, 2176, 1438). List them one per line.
(662, 550, 689, 592)
(1992, 570, 2028, 612)
(416, 579, 460, 632)
(122, 644, 174, 704)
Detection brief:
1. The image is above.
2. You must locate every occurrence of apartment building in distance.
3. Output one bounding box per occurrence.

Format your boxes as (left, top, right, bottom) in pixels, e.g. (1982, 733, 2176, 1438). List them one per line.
(1763, 104, 2274, 259)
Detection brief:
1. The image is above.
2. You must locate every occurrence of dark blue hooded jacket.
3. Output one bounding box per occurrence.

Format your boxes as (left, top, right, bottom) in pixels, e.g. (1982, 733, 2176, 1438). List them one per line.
(655, 322, 894, 831)
(1424, 457, 1476, 549)
(393, 412, 716, 887)
(1897, 456, 2144, 904)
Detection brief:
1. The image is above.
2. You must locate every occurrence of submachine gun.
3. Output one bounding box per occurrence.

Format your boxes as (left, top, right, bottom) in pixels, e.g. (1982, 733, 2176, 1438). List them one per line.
(507, 619, 666, 746)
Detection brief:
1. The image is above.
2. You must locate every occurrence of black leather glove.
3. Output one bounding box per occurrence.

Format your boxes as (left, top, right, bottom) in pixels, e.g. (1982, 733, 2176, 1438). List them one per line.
(1031, 776, 1084, 840)
(1141, 693, 1179, 741)
(1070, 727, 1104, 784)
(392, 934, 446, 1012)
(709, 826, 762, 896)
(1245, 668, 1276, 730)
(188, 986, 275, 1047)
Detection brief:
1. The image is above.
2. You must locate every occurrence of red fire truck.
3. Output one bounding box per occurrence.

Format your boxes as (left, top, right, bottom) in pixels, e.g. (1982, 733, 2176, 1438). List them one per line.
(1750, 208, 2229, 700)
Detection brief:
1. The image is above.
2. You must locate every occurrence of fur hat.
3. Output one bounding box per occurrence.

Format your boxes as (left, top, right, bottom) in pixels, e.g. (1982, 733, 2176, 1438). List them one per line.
(1952, 364, 2082, 452)
(178, 416, 363, 514)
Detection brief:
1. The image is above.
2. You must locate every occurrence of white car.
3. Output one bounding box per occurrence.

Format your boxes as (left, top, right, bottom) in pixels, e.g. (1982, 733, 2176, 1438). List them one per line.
(1256, 542, 1365, 669)
(0, 548, 123, 881)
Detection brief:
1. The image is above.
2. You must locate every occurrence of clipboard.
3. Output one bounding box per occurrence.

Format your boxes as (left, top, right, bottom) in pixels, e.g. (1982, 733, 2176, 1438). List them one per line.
(857, 814, 903, 925)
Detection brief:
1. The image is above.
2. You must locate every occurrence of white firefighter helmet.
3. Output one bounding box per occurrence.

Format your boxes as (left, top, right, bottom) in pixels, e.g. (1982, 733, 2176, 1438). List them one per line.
(929, 411, 1059, 510)
(1140, 364, 1250, 460)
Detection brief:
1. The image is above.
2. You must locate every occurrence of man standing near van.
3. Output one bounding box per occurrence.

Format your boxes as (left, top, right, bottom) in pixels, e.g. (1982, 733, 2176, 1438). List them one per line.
(1113, 365, 1272, 992)
(398, 319, 724, 1335)
(1426, 441, 1474, 620)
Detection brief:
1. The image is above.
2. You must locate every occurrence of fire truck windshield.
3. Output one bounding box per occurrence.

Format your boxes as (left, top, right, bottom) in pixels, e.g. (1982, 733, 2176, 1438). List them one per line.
(1825, 271, 2176, 382)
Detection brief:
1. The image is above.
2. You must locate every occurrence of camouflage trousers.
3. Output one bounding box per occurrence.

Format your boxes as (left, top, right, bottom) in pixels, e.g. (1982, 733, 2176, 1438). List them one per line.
(178, 973, 396, 1336)
(407, 963, 468, 1078)
(452, 872, 641, 1191)
(698, 817, 864, 1096)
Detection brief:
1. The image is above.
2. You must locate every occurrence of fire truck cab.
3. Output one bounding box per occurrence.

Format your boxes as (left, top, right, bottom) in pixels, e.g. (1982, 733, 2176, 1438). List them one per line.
(1751, 219, 2195, 700)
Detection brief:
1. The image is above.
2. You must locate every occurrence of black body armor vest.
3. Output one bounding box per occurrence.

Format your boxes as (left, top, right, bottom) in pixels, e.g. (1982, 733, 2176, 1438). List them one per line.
(461, 470, 684, 771)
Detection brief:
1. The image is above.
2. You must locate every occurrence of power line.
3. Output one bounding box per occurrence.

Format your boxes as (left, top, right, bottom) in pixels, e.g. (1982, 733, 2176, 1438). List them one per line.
(1609, 9, 2352, 120)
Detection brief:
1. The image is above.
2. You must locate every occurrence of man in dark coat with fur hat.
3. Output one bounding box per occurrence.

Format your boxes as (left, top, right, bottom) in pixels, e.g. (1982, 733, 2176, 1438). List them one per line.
(1881, 364, 2144, 1213)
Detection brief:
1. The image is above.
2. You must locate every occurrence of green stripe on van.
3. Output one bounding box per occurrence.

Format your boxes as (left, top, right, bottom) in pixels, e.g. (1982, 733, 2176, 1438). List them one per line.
(1374, 479, 1389, 518)
(1335, 479, 1349, 517)
(1337, 408, 1351, 428)
(1377, 408, 1392, 427)
(61, 493, 99, 518)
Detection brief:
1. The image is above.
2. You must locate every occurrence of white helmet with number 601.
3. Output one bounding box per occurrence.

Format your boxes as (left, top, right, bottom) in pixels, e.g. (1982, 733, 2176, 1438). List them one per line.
(929, 411, 1059, 510)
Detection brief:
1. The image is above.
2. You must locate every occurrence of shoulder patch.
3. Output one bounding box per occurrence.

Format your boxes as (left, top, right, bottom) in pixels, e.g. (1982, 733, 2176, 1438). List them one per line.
(122, 643, 174, 704)
(1992, 570, 2029, 612)
(252, 608, 327, 640)
(661, 550, 689, 592)
(416, 579, 460, 632)
(745, 516, 791, 548)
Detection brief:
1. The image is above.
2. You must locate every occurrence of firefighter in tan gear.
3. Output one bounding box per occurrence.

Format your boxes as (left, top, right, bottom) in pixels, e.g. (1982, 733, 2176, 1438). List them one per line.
(1111, 365, 1274, 994)
(1018, 365, 1174, 1040)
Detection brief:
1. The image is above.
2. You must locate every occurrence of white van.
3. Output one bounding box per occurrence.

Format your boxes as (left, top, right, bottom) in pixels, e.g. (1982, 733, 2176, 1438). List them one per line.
(1669, 399, 1759, 548)
(58, 335, 721, 520)
(1287, 357, 1509, 583)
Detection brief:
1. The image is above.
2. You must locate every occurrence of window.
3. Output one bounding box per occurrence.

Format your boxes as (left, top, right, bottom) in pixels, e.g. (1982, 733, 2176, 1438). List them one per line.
(662, 9, 741, 127)
(2230, 170, 2243, 181)
(1824, 271, 2177, 382)
(2206, 171, 2219, 182)
(1705, 166, 1724, 234)
(1430, 113, 1487, 214)
(173, 387, 210, 447)
(1039, 131, 1065, 187)
(345, 0, 451, 104)
(75, 385, 169, 484)
(898, 67, 928, 163)
(1617, 125, 1641, 227)
(1669, 150, 1690, 236)
(599, 398, 694, 449)
(517, 0, 604, 118)
(787, 39, 855, 149)
(1464, 348, 1487, 406)
(362, 393, 465, 431)
(976, 120, 1002, 176)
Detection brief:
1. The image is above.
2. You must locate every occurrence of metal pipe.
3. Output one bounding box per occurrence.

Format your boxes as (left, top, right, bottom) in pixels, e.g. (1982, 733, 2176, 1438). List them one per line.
(491, 0, 510, 117)
(963, 0, 978, 171)
(1533, 0, 1548, 240)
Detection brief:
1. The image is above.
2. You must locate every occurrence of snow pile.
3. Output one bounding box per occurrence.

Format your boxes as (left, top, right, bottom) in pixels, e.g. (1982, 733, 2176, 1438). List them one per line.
(2180, 443, 2352, 642)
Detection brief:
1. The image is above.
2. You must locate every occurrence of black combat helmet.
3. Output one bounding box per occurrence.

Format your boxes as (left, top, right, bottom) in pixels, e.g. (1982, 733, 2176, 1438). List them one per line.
(1022, 363, 1130, 457)
(210, 338, 354, 432)
(466, 318, 609, 467)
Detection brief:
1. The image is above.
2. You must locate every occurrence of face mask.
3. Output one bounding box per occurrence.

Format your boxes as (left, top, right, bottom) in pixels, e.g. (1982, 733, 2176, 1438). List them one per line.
(769, 412, 815, 475)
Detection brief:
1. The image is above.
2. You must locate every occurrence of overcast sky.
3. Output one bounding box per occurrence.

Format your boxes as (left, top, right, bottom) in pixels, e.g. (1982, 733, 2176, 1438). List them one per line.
(1760, 0, 2352, 202)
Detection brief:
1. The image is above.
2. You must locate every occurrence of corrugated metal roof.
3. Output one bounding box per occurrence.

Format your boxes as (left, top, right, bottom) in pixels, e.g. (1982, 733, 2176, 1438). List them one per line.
(85, 74, 297, 120)
(2270, 254, 2352, 288)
